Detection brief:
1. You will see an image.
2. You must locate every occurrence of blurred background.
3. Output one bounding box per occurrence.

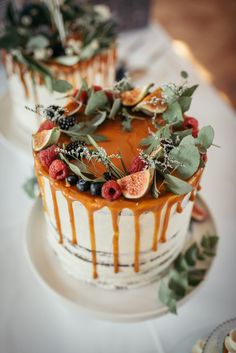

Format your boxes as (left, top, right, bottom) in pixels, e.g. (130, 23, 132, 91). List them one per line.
(1, 0, 235, 107)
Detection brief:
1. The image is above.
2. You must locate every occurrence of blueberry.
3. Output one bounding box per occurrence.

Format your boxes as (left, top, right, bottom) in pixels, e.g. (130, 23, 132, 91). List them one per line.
(90, 182, 103, 196)
(76, 179, 91, 192)
(66, 175, 78, 186)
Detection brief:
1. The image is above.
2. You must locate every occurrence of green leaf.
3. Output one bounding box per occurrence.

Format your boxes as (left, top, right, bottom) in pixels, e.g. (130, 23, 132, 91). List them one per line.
(122, 117, 132, 132)
(54, 56, 80, 66)
(169, 270, 188, 299)
(159, 281, 177, 315)
(169, 135, 200, 179)
(75, 78, 89, 100)
(151, 170, 160, 198)
(178, 96, 192, 113)
(26, 35, 49, 50)
(182, 85, 198, 97)
(188, 269, 206, 286)
(109, 98, 121, 119)
(52, 80, 73, 93)
(23, 176, 38, 199)
(0, 30, 20, 50)
(196, 126, 215, 149)
(163, 101, 183, 124)
(201, 235, 219, 250)
(180, 70, 188, 79)
(85, 90, 108, 116)
(164, 174, 192, 195)
(185, 243, 199, 266)
(174, 254, 189, 272)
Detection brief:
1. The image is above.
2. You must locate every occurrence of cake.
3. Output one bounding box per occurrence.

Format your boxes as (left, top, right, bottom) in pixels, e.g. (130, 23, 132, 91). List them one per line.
(32, 75, 215, 289)
(0, 1, 117, 133)
(223, 330, 236, 353)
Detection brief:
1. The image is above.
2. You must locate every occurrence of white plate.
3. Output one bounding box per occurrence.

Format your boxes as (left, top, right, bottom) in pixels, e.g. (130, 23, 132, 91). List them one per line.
(25, 196, 218, 323)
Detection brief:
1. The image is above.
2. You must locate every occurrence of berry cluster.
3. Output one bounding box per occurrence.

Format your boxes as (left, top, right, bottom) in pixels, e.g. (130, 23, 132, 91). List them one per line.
(65, 140, 86, 159)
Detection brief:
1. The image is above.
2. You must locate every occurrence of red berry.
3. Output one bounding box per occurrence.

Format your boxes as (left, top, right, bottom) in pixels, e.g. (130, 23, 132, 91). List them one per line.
(105, 90, 114, 102)
(129, 156, 147, 174)
(101, 180, 122, 201)
(49, 159, 69, 180)
(38, 120, 55, 133)
(93, 85, 102, 92)
(72, 89, 79, 97)
(183, 116, 199, 138)
(79, 90, 88, 104)
(38, 145, 59, 170)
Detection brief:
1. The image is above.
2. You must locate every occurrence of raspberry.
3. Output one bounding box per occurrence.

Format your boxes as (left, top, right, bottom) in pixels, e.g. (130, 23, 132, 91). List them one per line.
(201, 153, 208, 163)
(183, 116, 199, 138)
(37, 120, 55, 133)
(101, 180, 122, 201)
(79, 90, 88, 104)
(49, 159, 69, 180)
(93, 85, 102, 92)
(38, 145, 59, 170)
(72, 89, 79, 97)
(129, 156, 147, 174)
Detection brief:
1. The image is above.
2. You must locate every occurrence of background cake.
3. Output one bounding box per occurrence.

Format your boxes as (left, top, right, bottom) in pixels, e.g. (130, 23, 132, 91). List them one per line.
(32, 75, 215, 289)
(0, 0, 117, 133)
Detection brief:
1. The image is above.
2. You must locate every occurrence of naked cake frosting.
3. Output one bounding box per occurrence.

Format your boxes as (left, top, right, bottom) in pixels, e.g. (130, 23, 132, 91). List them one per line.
(0, 1, 116, 133)
(32, 75, 215, 289)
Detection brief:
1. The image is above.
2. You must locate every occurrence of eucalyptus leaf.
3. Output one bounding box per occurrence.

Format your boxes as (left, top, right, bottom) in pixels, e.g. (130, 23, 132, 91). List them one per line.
(201, 235, 218, 250)
(85, 90, 108, 116)
(182, 85, 198, 97)
(52, 79, 73, 93)
(23, 175, 38, 199)
(26, 35, 49, 50)
(178, 96, 192, 113)
(164, 174, 192, 195)
(169, 270, 188, 299)
(54, 56, 80, 66)
(188, 269, 206, 286)
(163, 101, 183, 124)
(109, 98, 121, 119)
(196, 126, 215, 149)
(169, 135, 200, 179)
(174, 254, 189, 272)
(185, 243, 199, 266)
(159, 281, 177, 315)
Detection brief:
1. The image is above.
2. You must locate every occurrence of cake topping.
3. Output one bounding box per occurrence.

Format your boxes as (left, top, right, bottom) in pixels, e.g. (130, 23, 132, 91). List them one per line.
(101, 180, 122, 201)
(49, 159, 69, 180)
(32, 74, 215, 201)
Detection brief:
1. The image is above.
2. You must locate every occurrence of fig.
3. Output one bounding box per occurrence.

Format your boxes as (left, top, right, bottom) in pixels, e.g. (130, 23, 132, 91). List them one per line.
(117, 169, 153, 199)
(32, 127, 61, 152)
(191, 202, 208, 222)
(133, 88, 167, 115)
(121, 83, 154, 106)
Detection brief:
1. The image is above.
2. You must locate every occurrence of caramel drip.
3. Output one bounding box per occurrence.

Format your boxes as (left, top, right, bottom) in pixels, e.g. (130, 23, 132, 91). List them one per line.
(190, 190, 195, 202)
(177, 201, 183, 213)
(152, 210, 162, 251)
(111, 210, 120, 273)
(197, 184, 202, 191)
(67, 199, 77, 245)
(160, 198, 178, 243)
(37, 176, 48, 214)
(134, 213, 141, 272)
(87, 210, 97, 279)
(50, 185, 63, 244)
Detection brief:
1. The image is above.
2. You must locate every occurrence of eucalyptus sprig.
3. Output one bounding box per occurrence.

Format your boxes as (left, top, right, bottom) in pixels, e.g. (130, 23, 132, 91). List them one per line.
(159, 233, 219, 314)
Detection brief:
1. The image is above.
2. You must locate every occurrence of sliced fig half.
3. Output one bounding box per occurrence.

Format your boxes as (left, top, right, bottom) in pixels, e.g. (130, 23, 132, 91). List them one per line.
(121, 83, 154, 106)
(33, 127, 61, 152)
(117, 169, 154, 199)
(133, 88, 167, 115)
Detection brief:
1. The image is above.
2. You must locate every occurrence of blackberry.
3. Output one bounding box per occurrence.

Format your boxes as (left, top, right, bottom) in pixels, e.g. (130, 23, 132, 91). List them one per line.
(103, 172, 112, 181)
(65, 141, 85, 159)
(58, 115, 76, 131)
(45, 105, 65, 122)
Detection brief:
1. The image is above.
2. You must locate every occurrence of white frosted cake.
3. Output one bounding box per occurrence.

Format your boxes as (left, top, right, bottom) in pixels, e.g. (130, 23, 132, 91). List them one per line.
(0, 1, 116, 133)
(32, 76, 214, 289)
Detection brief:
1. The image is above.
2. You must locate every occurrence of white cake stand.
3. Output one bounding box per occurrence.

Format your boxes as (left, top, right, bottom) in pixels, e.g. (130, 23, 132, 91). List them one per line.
(25, 196, 218, 322)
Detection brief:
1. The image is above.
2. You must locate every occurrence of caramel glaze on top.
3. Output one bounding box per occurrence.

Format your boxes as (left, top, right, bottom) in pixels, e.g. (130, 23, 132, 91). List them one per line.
(35, 113, 203, 279)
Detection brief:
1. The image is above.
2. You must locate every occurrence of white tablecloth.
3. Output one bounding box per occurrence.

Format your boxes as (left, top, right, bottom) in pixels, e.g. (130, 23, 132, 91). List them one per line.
(0, 24, 236, 353)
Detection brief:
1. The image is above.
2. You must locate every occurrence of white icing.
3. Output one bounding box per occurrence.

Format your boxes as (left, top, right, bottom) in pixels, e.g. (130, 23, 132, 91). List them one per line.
(192, 339, 205, 353)
(42, 176, 194, 289)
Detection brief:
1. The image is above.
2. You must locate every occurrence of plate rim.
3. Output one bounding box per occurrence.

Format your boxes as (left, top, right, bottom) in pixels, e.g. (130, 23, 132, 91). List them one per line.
(25, 197, 218, 323)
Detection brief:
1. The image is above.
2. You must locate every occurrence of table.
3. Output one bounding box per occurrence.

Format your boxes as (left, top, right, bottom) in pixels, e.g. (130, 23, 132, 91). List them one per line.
(0, 24, 236, 353)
